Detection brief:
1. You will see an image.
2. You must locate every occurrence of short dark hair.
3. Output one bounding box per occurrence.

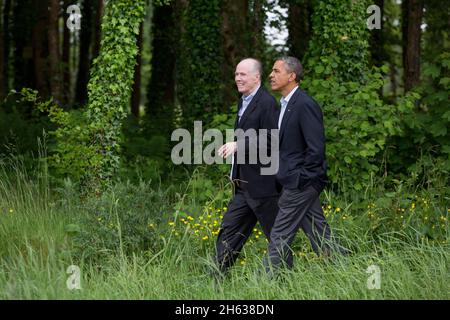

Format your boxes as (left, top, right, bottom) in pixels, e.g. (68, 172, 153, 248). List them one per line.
(276, 56, 303, 82)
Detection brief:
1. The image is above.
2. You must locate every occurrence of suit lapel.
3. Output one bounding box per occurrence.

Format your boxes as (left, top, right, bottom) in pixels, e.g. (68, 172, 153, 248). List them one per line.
(237, 87, 263, 128)
(279, 88, 300, 142)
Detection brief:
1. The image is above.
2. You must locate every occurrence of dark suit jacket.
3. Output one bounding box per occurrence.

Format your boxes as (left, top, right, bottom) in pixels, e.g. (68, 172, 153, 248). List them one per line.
(231, 86, 280, 199)
(276, 87, 328, 193)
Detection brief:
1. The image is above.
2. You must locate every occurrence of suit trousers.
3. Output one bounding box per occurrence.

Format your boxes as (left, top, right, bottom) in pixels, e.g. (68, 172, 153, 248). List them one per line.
(266, 185, 333, 271)
(215, 186, 279, 273)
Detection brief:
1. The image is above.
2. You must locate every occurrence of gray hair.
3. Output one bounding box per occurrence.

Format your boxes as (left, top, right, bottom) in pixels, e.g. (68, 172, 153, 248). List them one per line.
(240, 58, 263, 77)
(276, 56, 303, 82)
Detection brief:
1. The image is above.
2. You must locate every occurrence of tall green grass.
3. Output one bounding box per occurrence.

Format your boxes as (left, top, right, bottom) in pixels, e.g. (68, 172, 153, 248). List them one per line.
(0, 155, 448, 299)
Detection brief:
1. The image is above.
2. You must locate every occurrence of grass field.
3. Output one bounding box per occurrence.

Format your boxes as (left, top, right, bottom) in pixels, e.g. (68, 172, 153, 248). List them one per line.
(0, 159, 448, 300)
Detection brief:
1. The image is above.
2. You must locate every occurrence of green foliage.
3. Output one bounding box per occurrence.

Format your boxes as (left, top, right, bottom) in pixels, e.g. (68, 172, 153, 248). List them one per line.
(12, 87, 101, 186)
(333, 177, 450, 243)
(208, 105, 237, 177)
(70, 167, 230, 263)
(177, 0, 225, 126)
(305, 0, 371, 82)
(387, 52, 450, 182)
(0, 89, 52, 156)
(146, 3, 176, 138)
(27, 1, 146, 192)
(34, 100, 102, 183)
(423, 0, 450, 63)
(2, 89, 103, 182)
(302, 0, 419, 192)
(120, 116, 170, 184)
(406, 52, 450, 161)
(70, 181, 169, 262)
(0, 147, 448, 299)
(84, 0, 146, 190)
(303, 72, 418, 191)
(121, 116, 170, 164)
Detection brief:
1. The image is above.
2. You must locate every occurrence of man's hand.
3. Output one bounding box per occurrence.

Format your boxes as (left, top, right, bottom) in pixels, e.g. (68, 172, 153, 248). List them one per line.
(218, 142, 237, 158)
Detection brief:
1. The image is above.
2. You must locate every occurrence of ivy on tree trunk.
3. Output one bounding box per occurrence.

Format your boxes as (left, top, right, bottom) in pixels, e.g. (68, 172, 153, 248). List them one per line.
(84, 0, 146, 192)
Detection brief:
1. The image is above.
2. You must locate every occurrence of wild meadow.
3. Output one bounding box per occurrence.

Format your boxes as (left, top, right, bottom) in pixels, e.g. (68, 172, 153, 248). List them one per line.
(1, 0, 449, 301)
(0, 154, 448, 300)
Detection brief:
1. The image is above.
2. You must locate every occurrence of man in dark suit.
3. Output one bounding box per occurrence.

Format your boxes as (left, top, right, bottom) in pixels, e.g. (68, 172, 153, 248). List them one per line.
(265, 56, 341, 272)
(215, 58, 280, 276)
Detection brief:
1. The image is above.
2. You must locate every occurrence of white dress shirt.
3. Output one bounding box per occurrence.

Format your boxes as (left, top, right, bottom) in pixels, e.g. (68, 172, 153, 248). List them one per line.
(278, 86, 299, 129)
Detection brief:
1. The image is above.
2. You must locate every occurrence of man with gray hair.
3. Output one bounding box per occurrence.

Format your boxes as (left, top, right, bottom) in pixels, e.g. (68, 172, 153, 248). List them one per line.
(214, 58, 280, 278)
(265, 56, 345, 273)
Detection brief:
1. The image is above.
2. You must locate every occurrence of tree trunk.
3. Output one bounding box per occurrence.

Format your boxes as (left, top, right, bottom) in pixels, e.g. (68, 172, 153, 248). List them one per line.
(1, 0, 12, 98)
(250, 0, 265, 58)
(221, 0, 249, 109)
(0, 0, 5, 99)
(0, 0, 11, 94)
(389, 61, 397, 99)
(287, 0, 312, 61)
(402, 0, 423, 92)
(423, 0, 450, 61)
(92, 0, 104, 60)
(221, 0, 248, 69)
(48, 0, 62, 103)
(75, 0, 93, 105)
(146, 3, 176, 135)
(12, 0, 35, 91)
(369, 0, 385, 68)
(33, 0, 49, 98)
(62, 0, 71, 104)
(131, 22, 143, 118)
